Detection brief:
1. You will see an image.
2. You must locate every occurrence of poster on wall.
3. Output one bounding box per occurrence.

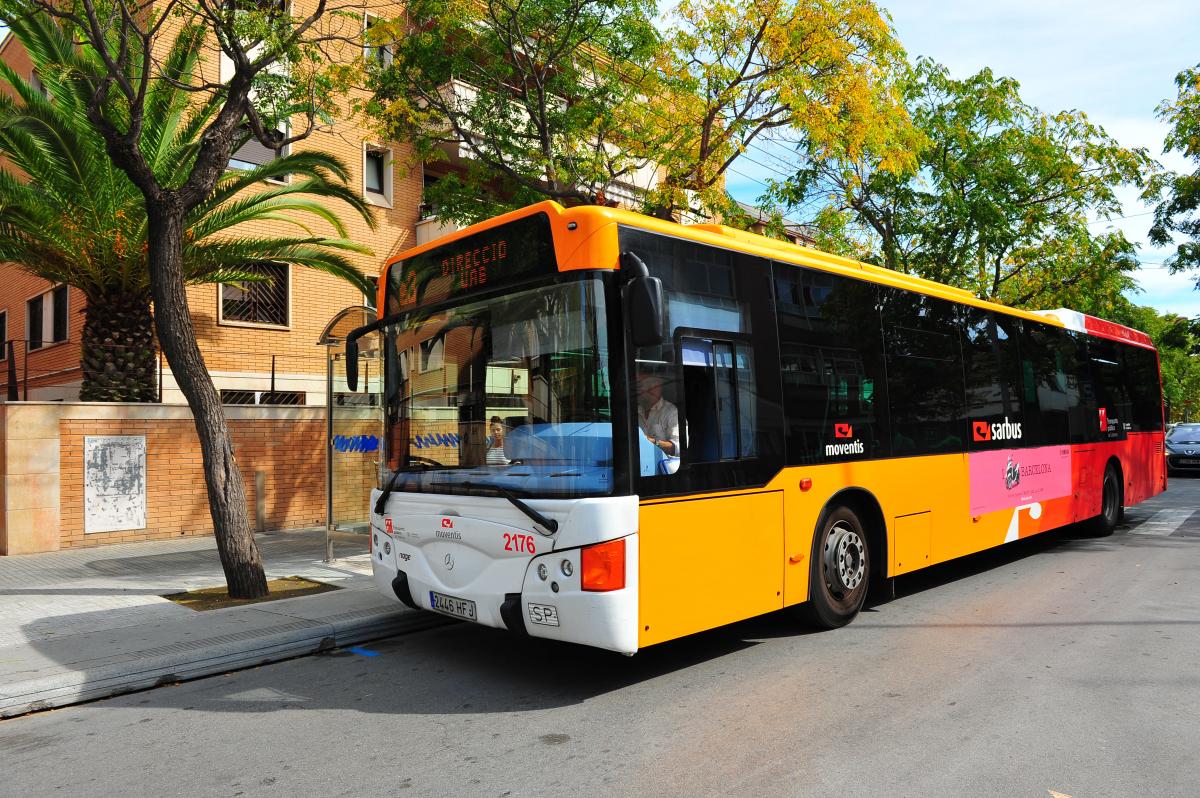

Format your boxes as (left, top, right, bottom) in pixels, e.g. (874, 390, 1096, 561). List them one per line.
(84, 435, 147, 534)
(968, 445, 1072, 517)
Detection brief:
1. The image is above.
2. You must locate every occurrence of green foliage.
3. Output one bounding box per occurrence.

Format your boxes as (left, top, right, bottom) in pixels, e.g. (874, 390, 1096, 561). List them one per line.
(0, 13, 375, 297)
(647, 0, 915, 220)
(368, 0, 660, 224)
(1148, 64, 1200, 282)
(777, 58, 1155, 313)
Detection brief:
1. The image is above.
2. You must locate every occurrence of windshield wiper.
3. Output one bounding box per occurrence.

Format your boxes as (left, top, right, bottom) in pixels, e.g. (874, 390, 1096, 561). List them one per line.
(374, 468, 405, 516)
(429, 481, 559, 536)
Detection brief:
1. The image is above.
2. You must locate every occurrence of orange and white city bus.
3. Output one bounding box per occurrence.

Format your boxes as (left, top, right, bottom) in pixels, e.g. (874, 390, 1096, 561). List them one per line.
(344, 201, 1166, 654)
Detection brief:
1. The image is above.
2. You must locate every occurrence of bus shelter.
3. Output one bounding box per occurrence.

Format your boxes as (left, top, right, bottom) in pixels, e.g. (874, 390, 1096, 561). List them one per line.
(318, 306, 383, 561)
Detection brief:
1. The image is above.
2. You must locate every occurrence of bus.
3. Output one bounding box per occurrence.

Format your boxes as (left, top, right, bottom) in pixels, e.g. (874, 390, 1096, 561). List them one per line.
(344, 201, 1166, 654)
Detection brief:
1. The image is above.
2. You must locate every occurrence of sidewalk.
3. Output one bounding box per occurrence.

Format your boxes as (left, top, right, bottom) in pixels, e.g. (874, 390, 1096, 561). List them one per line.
(0, 529, 443, 719)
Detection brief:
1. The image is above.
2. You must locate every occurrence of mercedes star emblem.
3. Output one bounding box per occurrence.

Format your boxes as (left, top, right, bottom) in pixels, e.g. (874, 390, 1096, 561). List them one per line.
(443, 553, 455, 571)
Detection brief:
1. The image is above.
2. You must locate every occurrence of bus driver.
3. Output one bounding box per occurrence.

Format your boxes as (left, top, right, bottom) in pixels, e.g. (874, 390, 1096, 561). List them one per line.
(637, 373, 680, 460)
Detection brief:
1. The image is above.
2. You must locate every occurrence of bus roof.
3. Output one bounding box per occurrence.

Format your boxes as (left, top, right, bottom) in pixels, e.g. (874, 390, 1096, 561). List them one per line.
(382, 201, 1154, 350)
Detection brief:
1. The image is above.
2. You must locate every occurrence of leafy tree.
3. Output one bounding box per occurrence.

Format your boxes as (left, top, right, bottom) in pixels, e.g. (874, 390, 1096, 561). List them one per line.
(0, 15, 373, 403)
(1111, 304, 1200, 422)
(778, 58, 1155, 312)
(367, 0, 660, 224)
(646, 0, 915, 221)
(0, 0, 371, 599)
(1149, 64, 1200, 284)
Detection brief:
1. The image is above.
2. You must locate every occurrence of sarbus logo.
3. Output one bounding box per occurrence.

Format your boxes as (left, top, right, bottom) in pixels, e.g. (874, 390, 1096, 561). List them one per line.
(834, 423, 853, 439)
(973, 416, 1022, 443)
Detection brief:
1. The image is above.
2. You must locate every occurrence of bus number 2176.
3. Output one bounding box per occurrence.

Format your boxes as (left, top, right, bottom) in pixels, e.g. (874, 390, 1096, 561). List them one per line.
(503, 533, 536, 554)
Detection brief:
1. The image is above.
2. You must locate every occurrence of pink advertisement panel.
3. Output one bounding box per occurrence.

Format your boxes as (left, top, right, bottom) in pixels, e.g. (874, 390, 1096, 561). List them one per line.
(969, 445, 1072, 516)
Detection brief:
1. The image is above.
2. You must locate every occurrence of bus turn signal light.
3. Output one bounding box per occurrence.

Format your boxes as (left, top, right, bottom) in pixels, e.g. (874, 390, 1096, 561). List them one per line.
(581, 538, 626, 592)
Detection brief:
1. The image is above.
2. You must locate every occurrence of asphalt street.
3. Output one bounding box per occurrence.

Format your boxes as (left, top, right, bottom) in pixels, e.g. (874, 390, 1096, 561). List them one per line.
(3, 478, 1199, 798)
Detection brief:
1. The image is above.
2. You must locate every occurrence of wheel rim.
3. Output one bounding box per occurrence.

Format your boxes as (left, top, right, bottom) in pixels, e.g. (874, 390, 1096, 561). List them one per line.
(823, 521, 866, 596)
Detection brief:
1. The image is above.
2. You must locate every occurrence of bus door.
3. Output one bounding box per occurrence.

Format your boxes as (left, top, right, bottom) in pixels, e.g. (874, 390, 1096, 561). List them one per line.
(618, 228, 785, 646)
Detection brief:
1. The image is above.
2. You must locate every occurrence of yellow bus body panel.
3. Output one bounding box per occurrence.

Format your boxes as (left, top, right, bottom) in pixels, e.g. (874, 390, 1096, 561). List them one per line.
(638, 453, 1073, 647)
(638, 491, 784, 648)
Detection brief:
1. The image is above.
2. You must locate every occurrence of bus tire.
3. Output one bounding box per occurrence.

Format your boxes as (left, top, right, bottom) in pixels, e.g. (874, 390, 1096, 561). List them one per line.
(798, 505, 871, 629)
(1090, 465, 1123, 537)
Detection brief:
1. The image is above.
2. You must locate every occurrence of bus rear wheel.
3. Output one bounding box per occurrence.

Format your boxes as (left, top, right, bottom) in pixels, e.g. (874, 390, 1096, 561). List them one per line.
(1090, 465, 1123, 537)
(798, 505, 871, 629)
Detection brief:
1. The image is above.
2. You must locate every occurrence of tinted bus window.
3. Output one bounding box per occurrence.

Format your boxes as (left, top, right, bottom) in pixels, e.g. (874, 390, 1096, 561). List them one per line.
(619, 228, 784, 497)
(1123, 345, 1163, 432)
(774, 265, 888, 464)
(1018, 322, 1071, 446)
(1089, 337, 1133, 440)
(962, 308, 1025, 448)
(880, 288, 966, 456)
(1063, 330, 1101, 444)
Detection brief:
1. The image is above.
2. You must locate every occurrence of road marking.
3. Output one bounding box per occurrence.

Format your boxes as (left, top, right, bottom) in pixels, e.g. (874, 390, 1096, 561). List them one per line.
(1129, 509, 1193, 537)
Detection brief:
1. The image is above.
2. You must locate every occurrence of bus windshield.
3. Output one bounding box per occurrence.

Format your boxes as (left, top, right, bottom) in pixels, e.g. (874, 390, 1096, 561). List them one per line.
(380, 275, 614, 498)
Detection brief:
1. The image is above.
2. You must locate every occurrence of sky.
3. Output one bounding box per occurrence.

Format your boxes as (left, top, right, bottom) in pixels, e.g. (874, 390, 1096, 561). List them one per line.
(727, 0, 1200, 319)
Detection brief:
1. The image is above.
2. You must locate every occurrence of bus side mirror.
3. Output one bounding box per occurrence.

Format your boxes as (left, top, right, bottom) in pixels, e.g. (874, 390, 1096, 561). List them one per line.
(628, 275, 664, 348)
(621, 251, 663, 349)
(345, 338, 360, 392)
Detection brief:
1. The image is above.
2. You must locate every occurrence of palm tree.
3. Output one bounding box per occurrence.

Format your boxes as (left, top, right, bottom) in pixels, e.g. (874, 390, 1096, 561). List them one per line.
(0, 15, 376, 401)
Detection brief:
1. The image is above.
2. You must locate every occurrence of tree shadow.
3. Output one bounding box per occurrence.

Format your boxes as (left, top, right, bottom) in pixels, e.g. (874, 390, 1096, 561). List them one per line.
(9, 491, 1198, 720)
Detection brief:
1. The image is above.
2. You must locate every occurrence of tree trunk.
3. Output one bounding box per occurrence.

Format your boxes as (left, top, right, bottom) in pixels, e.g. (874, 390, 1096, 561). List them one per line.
(79, 289, 157, 402)
(146, 199, 268, 599)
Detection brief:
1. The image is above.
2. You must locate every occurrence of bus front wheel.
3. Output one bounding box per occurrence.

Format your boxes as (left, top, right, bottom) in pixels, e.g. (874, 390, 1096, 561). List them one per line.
(798, 505, 871, 629)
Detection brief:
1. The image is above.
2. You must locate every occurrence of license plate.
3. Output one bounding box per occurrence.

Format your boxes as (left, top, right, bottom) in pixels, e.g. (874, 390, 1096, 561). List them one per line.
(429, 591, 477, 621)
(1179, 459, 1200, 466)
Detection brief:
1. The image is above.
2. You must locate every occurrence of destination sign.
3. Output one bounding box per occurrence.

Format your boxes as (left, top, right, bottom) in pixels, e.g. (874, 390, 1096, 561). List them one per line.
(386, 212, 556, 314)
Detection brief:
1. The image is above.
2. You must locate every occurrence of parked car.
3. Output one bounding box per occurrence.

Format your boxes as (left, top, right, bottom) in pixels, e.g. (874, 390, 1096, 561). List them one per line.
(1165, 423, 1200, 476)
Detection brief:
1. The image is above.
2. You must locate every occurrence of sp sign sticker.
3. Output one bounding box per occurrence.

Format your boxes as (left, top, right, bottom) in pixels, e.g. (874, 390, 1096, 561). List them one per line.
(527, 603, 560, 627)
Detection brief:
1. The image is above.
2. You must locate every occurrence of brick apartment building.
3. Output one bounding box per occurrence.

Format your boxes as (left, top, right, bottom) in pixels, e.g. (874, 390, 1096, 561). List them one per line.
(0, 2, 430, 405)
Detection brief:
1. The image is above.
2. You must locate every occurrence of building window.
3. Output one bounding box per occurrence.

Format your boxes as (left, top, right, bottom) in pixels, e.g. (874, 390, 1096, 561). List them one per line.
(363, 144, 392, 207)
(363, 276, 378, 311)
(220, 263, 290, 327)
(229, 124, 290, 182)
(363, 14, 394, 68)
(420, 335, 444, 372)
(27, 285, 68, 351)
(30, 70, 50, 99)
(0, 310, 7, 359)
(420, 171, 442, 219)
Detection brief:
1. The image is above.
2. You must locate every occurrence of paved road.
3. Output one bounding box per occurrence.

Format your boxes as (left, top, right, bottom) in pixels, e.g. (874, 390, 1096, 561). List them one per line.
(3, 480, 1199, 797)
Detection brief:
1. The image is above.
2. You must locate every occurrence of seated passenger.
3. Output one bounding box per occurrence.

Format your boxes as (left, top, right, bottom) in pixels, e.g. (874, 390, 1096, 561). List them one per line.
(485, 416, 510, 465)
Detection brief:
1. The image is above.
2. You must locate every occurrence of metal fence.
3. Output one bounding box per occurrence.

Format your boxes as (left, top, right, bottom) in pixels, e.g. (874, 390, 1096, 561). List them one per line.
(1, 339, 338, 405)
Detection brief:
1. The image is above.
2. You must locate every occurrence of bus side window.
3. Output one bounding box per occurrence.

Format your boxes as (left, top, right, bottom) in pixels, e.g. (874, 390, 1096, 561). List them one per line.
(1019, 322, 1071, 446)
(1124, 345, 1163, 432)
(880, 288, 966, 456)
(678, 338, 757, 465)
(621, 226, 784, 497)
(774, 264, 887, 465)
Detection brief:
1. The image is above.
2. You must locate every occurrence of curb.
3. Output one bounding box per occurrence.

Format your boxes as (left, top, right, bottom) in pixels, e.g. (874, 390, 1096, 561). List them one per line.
(0, 608, 452, 720)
